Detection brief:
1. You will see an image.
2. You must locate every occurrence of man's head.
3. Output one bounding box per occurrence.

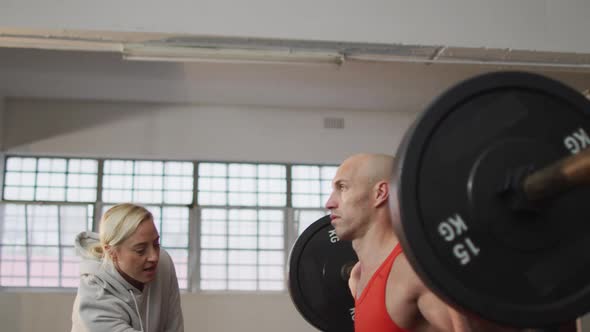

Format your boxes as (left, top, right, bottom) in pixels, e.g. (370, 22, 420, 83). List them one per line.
(325, 153, 395, 241)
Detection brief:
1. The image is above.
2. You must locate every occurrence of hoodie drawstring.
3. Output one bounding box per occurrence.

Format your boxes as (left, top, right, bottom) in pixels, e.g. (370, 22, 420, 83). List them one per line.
(129, 289, 144, 332)
(146, 287, 151, 332)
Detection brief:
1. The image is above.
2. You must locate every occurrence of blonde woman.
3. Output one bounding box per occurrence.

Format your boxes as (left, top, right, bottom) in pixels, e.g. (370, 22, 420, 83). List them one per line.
(71, 203, 184, 332)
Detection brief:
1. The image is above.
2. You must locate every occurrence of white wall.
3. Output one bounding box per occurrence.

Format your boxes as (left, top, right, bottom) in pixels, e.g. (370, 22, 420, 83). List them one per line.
(2, 96, 590, 330)
(0, 291, 316, 332)
(1, 1, 589, 330)
(0, 98, 412, 332)
(2, 99, 415, 164)
(1, 0, 590, 53)
(1, 291, 587, 332)
(0, 97, 4, 197)
(0, 97, 4, 150)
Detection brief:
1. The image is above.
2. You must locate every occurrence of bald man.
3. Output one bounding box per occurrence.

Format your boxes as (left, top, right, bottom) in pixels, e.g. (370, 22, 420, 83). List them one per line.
(325, 153, 517, 332)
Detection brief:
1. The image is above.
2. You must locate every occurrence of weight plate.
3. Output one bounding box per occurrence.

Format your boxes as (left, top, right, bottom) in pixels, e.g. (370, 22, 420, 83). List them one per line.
(288, 215, 358, 332)
(392, 71, 590, 327)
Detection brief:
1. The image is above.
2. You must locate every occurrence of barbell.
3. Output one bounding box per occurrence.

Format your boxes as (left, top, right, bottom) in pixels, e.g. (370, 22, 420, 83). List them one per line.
(288, 71, 590, 331)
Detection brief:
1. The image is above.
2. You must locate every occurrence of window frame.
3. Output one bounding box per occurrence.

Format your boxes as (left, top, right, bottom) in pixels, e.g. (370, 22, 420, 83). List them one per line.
(0, 154, 336, 293)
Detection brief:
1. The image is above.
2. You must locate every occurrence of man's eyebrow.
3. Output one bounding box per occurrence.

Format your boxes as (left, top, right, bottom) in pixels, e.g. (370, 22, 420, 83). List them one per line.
(333, 179, 347, 186)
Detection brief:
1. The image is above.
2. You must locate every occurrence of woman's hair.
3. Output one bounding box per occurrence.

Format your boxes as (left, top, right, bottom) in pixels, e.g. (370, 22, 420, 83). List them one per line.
(89, 203, 153, 261)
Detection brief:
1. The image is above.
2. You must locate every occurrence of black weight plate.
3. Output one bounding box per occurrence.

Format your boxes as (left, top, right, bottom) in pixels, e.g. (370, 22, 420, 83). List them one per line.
(288, 215, 358, 332)
(392, 71, 590, 327)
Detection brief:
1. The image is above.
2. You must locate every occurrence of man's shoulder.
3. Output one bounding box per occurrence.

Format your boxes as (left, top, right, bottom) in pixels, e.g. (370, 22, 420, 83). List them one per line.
(385, 252, 424, 329)
(388, 252, 426, 296)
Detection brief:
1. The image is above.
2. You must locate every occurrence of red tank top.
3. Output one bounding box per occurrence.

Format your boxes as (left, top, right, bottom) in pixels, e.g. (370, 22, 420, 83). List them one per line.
(354, 243, 409, 332)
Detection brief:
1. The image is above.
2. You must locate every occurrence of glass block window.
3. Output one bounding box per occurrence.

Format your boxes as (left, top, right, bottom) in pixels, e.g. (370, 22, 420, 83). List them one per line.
(291, 165, 338, 208)
(101, 204, 190, 289)
(102, 160, 193, 204)
(0, 156, 338, 292)
(294, 209, 328, 235)
(3, 157, 98, 202)
(198, 163, 287, 207)
(0, 203, 93, 287)
(200, 208, 284, 291)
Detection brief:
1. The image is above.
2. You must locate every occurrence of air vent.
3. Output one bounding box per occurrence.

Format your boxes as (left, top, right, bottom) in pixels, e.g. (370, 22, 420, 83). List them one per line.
(323, 117, 345, 129)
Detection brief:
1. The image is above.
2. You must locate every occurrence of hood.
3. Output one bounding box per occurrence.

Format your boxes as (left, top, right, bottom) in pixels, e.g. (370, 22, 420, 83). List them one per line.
(75, 231, 142, 301)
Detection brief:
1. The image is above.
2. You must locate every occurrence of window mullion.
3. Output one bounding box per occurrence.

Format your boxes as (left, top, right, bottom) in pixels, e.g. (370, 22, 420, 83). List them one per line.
(25, 203, 30, 287)
(57, 205, 63, 287)
(189, 206, 200, 292)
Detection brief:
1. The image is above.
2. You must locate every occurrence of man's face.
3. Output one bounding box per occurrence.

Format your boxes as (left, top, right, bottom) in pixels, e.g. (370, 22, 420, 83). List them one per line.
(112, 219, 160, 284)
(325, 158, 372, 241)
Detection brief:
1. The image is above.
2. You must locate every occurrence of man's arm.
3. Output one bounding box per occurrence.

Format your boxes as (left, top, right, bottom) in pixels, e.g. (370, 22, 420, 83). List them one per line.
(385, 253, 475, 331)
(418, 289, 524, 332)
(416, 289, 458, 331)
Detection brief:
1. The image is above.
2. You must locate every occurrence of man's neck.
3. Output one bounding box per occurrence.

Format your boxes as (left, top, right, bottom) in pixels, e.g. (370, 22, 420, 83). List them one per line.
(352, 219, 398, 271)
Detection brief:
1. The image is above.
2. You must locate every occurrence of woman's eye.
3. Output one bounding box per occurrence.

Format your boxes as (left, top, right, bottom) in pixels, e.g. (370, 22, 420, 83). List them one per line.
(136, 249, 146, 255)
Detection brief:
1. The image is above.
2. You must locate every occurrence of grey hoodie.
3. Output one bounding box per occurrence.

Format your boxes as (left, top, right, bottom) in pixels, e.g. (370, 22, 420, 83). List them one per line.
(71, 232, 184, 332)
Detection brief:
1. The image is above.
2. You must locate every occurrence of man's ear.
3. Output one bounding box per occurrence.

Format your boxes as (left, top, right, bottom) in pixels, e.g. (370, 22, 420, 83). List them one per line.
(373, 180, 390, 207)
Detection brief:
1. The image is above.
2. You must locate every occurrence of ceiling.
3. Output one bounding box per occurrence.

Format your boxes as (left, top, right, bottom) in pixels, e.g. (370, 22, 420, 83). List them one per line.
(0, 45, 589, 113)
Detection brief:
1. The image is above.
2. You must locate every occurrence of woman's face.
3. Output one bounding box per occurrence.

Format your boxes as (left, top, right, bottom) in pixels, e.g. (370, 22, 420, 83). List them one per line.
(112, 219, 160, 284)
